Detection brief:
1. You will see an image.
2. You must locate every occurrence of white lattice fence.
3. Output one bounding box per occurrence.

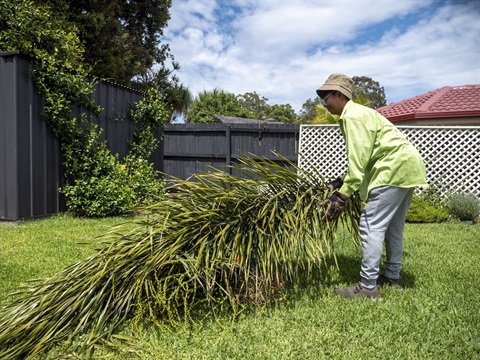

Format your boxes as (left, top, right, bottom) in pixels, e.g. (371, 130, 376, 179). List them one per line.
(298, 125, 480, 198)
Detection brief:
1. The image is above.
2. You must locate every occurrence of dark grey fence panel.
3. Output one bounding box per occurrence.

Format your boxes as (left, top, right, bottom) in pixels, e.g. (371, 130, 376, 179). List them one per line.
(70, 81, 144, 161)
(0, 52, 146, 221)
(160, 123, 299, 181)
(161, 124, 230, 180)
(91, 81, 143, 159)
(0, 52, 23, 220)
(229, 123, 298, 160)
(0, 51, 49, 221)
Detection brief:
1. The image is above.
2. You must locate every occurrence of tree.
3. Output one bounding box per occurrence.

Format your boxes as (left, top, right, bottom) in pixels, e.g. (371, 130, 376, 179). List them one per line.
(237, 92, 298, 123)
(133, 62, 193, 119)
(266, 104, 298, 124)
(33, 0, 190, 121)
(237, 91, 298, 123)
(36, 0, 173, 86)
(237, 91, 271, 120)
(312, 105, 338, 124)
(1, 0, 84, 68)
(352, 76, 387, 109)
(187, 88, 254, 123)
(298, 97, 322, 124)
(188, 89, 298, 124)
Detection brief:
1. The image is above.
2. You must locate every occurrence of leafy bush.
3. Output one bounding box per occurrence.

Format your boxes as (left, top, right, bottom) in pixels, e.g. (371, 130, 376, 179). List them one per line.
(60, 120, 165, 217)
(406, 196, 449, 223)
(63, 157, 164, 217)
(406, 186, 450, 223)
(124, 156, 165, 207)
(417, 185, 448, 207)
(447, 193, 480, 222)
(62, 174, 134, 217)
(58, 96, 167, 217)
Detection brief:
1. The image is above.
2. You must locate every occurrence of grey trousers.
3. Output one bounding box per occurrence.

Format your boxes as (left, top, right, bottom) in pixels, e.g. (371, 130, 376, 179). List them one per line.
(359, 186, 414, 289)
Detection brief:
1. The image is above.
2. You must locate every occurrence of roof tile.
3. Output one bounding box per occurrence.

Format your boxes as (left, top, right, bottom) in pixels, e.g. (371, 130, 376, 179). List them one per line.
(377, 85, 480, 122)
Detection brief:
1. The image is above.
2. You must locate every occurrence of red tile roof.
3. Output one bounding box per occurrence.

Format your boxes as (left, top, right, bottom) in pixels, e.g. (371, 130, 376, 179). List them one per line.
(377, 85, 480, 122)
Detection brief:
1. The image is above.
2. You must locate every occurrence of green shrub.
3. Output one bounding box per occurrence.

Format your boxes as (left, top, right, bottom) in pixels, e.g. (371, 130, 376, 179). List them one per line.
(124, 156, 165, 207)
(406, 196, 449, 223)
(62, 148, 164, 217)
(417, 185, 449, 207)
(62, 175, 133, 217)
(447, 193, 480, 222)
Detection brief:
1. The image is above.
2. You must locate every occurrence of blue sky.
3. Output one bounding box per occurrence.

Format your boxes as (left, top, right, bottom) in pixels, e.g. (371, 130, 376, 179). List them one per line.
(163, 0, 480, 113)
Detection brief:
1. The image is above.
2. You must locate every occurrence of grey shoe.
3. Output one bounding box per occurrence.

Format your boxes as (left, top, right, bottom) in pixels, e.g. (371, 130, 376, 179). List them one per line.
(334, 282, 379, 299)
(377, 274, 403, 289)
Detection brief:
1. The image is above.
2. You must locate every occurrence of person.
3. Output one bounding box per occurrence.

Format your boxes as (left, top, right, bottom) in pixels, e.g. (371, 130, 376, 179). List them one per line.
(317, 73, 428, 299)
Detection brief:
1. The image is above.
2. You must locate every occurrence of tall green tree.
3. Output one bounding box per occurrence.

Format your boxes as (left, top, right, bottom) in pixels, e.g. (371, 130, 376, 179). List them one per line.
(266, 103, 298, 123)
(298, 97, 322, 124)
(133, 63, 193, 119)
(187, 88, 255, 123)
(352, 75, 387, 109)
(237, 91, 271, 120)
(30, 0, 189, 121)
(36, 0, 173, 86)
(1, 0, 84, 67)
(188, 89, 298, 124)
(237, 92, 298, 123)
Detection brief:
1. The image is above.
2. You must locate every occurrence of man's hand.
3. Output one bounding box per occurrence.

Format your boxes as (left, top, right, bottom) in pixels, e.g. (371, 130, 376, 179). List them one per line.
(320, 191, 347, 221)
(326, 176, 343, 192)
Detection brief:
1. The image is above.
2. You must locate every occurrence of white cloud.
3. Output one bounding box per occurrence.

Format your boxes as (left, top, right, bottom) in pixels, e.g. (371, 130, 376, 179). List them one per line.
(164, 0, 480, 113)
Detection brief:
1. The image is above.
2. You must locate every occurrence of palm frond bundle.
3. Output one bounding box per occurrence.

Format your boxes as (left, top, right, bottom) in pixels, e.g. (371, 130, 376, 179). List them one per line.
(0, 154, 361, 358)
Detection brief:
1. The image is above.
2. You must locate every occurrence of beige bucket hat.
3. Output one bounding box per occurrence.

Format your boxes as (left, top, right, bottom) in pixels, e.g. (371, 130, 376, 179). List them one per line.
(316, 73, 353, 100)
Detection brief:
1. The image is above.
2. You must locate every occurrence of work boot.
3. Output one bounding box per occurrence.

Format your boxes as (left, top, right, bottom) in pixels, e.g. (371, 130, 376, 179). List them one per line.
(377, 274, 403, 289)
(334, 282, 379, 299)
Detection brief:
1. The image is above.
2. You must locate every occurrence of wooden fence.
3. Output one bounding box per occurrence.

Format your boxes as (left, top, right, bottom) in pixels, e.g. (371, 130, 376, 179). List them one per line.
(0, 51, 145, 221)
(0, 51, 299, 221)
(160, 123, 299, 181)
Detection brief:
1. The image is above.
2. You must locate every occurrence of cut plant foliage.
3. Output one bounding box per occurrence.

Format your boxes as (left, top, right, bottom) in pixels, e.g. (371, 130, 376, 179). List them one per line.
(0, 155, 361, 358)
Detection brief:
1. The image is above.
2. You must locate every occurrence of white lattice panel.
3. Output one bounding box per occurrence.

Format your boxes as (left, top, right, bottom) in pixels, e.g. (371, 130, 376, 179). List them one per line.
(298, 125, 480, 198)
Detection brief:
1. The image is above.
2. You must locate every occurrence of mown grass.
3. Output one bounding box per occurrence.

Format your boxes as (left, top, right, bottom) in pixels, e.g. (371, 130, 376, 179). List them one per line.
(0, 214, 131, 297)
(1, 216, 479, 359)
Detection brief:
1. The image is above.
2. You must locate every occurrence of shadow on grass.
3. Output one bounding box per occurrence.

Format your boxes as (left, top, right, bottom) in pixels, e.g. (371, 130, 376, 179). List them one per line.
(279, 254, 360, 303)
(281, 253, 417, 305)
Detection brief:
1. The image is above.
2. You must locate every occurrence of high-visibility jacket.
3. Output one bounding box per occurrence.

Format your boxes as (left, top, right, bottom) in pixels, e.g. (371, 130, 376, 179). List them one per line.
(338, 101, 428, 200)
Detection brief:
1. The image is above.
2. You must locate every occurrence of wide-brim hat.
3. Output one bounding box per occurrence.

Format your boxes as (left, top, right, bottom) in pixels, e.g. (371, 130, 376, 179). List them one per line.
(316, 73, 353, 100)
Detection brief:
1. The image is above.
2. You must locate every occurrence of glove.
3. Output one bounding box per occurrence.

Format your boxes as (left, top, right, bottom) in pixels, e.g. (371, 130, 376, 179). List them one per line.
(320, 191, 347, 221)
(326, 176, 343, 191)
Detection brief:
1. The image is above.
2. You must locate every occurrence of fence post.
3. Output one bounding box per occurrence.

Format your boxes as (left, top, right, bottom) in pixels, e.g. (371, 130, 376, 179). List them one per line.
(226, 124, 232, 174)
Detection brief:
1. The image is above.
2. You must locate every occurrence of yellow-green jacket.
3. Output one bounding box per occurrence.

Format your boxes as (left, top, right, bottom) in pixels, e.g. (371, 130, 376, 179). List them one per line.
(338, 101, 427, 200)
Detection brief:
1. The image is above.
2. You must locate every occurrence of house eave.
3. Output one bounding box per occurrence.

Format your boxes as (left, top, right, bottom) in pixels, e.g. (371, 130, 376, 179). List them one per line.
(387, 111, 480, 123)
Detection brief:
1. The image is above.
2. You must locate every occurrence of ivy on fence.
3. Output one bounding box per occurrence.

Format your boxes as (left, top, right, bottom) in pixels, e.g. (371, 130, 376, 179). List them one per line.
(1, 0, 170, 216)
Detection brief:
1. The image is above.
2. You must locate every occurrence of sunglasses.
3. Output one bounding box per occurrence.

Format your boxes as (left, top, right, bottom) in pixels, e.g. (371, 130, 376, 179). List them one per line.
(320, 91, 334, 106)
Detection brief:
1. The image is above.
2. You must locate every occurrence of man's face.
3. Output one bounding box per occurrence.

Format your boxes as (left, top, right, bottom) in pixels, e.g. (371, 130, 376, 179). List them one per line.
(322, 91, 343, 115)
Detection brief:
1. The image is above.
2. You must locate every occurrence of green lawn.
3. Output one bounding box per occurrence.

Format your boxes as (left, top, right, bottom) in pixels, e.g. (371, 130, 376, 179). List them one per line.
(1, 215, 479, 359)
